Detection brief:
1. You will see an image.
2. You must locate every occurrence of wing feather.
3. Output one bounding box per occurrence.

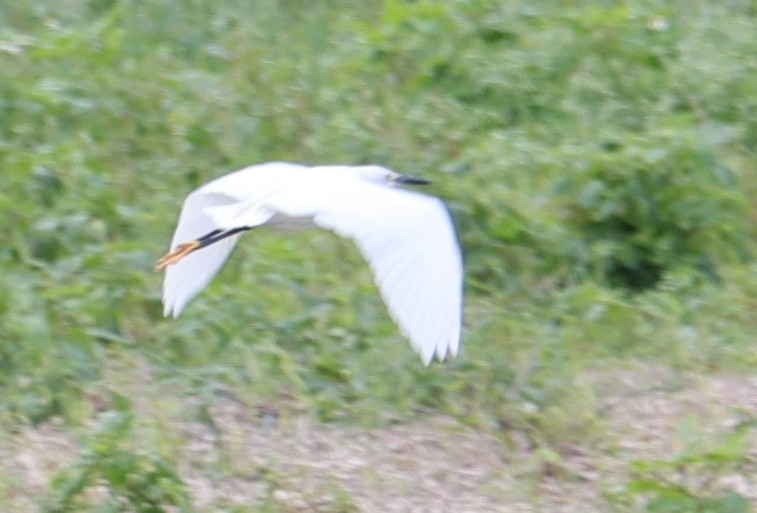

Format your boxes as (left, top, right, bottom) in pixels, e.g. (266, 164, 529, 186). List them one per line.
(161, 162, 309, 317)
(311, 184, 463, 364)
(162, 191, 243, 317)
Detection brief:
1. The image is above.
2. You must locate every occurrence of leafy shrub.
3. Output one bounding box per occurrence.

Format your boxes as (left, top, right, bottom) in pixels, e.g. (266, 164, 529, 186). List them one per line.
(40, 410, 193, 513)
(612, 417, 756, 513)
(555, 128, 748, 290)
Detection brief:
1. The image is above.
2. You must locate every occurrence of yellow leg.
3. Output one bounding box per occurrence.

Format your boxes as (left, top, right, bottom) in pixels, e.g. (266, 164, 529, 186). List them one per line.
(155, 240, 201, 271)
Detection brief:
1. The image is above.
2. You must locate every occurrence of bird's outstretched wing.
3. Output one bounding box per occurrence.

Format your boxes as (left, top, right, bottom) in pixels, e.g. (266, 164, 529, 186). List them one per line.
(162, 191, 244, 317)
(311, 184, 463, 364)
(162, 163, 309, 316)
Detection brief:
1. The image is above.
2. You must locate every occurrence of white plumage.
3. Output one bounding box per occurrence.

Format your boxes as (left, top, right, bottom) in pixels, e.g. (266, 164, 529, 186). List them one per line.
(157, 162, 463, 364)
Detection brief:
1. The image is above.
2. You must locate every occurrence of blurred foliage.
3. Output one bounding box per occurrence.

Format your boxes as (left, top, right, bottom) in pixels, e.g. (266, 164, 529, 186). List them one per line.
(0, 0, 756, 510)
(612, 415, 756, 512)
(40, 409, 193, 513)
(557, 129, 747, 289)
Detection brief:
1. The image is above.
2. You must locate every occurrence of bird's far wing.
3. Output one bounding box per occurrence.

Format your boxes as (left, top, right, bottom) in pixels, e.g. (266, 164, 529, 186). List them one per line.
(312, 185, 463, 364)
(162, 163, 308, 317)
(162, 190, 244, 317)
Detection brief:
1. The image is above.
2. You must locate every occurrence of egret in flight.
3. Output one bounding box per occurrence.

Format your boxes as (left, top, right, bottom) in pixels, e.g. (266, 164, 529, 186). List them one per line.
(156, 162, 463, 364)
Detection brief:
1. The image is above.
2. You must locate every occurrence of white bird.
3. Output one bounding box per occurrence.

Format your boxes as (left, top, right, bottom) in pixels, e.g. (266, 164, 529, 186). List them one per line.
(156, 162, 463, 364)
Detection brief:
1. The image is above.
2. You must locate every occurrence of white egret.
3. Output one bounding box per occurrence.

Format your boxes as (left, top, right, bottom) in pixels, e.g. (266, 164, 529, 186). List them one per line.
(156, 162, 463, 364)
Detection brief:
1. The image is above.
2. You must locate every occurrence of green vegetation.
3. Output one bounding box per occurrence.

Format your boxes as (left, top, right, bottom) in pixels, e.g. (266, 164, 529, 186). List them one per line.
(41, 410, 192, 513)
(1, 0, 756, 511)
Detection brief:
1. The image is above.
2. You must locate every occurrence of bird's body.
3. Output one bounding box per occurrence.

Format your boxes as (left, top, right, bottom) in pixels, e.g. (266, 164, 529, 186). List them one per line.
(157, 162, 463, 364)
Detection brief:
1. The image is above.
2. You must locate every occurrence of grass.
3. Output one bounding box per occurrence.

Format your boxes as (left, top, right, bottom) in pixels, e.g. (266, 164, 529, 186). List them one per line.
(1, 0, 756, 511)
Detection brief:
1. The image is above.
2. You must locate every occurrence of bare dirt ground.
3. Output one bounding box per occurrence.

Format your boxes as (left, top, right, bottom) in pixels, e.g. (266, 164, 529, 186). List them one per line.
(4, 366, 756, 512)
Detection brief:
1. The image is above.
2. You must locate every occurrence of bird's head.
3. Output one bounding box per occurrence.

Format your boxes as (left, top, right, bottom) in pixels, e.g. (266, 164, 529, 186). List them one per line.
(355, 165, 431, 187)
